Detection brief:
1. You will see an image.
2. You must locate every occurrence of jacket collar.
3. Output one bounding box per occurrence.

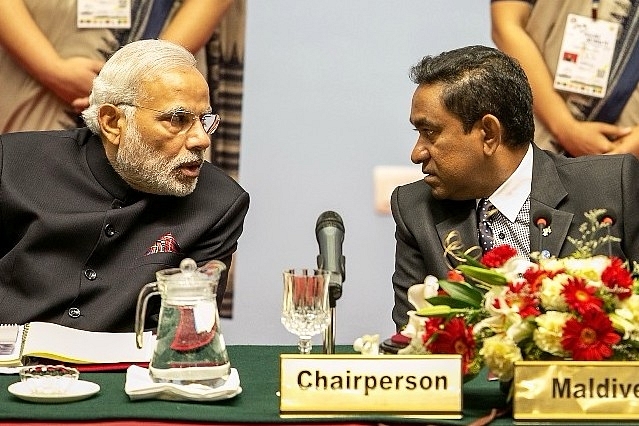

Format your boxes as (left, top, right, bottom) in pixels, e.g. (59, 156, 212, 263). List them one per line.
(529, 145, 572, 257)
(434, 145, 571, 262)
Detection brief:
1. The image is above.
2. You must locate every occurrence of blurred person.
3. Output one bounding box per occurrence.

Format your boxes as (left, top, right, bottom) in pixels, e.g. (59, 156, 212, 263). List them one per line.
(391, 45, 639, 329)
(491, 0, 639, 157)
(0, 0, 234, 133)
(0, 39, 250, 332)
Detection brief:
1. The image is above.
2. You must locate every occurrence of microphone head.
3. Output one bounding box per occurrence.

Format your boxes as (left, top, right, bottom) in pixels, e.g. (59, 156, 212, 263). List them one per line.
(315, 210, 345, 235)
(315, 211, 346, 303)
(600, 208, 617, 226)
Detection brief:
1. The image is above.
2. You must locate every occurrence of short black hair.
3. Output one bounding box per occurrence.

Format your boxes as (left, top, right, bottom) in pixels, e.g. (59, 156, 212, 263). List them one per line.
(409, 45, 534, 147)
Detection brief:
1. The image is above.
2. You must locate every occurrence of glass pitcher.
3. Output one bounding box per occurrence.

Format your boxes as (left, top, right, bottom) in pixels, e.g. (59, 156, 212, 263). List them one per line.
(135, 258, 230, 387)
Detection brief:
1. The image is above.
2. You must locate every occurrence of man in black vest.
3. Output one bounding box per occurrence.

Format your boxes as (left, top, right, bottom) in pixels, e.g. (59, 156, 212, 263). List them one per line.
(0, 39, 250, 332)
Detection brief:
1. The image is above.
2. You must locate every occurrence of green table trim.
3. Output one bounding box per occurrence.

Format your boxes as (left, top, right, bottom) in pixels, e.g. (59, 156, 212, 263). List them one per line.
(0, 345, 512, 425)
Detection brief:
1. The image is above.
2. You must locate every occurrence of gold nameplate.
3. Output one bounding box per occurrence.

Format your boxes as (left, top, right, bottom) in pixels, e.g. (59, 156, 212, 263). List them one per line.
(279, 354, 462, 418)
(514, 361, 639, 420)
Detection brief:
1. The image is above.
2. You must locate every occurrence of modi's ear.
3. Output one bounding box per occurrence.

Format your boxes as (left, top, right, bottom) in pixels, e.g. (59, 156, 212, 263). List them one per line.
(480, 114, 502, 155)
(97, 104, 125, 146)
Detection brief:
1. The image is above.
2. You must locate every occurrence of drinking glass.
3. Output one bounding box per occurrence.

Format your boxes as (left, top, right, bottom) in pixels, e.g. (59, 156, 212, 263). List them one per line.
(281, 268, 331, 354)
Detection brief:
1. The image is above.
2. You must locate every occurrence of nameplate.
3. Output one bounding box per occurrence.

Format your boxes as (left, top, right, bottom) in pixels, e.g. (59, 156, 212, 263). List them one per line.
(279, 354, 462, 418)
(514, 361, 639, 421)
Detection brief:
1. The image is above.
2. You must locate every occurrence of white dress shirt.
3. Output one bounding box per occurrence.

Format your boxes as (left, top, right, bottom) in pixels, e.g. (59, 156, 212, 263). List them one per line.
(479, 144, 533, 257)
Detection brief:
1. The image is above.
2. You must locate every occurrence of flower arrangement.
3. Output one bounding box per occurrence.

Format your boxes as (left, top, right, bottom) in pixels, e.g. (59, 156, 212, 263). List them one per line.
(398, 209, 639, 383)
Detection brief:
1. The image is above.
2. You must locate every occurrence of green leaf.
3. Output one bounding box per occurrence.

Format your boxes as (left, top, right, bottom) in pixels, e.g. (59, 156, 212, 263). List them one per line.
(415, 304, 453, 317)
(427, 295, 476, 309)
(438, 279, 483, 308)
(461, 253, 485, 268)
(458, 265, 508, 286)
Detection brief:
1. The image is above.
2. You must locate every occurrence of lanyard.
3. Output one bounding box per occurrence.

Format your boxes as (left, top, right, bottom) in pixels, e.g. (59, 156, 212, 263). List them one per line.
(592, 0, 600, 19)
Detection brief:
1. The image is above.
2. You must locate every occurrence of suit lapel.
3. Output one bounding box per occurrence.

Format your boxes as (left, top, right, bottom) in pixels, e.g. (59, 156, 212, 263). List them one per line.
(431, 146, 575, 262)
(435, 200, 477, 266)
(529, 146, 572, 257)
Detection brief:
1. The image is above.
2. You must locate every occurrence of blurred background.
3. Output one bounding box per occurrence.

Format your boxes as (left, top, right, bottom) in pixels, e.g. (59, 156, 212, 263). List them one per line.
(222, 0, 493, 346)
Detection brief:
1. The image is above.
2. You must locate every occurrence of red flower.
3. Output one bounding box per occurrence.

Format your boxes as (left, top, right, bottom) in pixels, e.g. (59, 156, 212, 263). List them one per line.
(562, 310, 621, 360)
(522, 266, 561, 293)
(423, 317, 476, 374)
(601, 257, 633, 300)
(481, 245, 518, 268)
(501, 281, 540, 318)
(561, 276, 603, 315)
(447, 269, 465, 282)
(422, 317, 443, 344)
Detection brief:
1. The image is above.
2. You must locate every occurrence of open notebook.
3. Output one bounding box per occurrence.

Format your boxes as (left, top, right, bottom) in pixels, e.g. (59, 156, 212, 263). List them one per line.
(0, 322, 154, 368)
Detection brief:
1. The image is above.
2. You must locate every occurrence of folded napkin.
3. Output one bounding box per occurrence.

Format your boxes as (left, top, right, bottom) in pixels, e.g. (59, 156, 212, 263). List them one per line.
(125, 365, 241, 401)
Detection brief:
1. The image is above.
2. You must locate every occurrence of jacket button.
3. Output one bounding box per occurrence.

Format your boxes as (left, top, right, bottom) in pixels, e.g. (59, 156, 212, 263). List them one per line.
(84, 269, 97, 280)
(68, 307, 81, 318)
(104, 224, 116, 237)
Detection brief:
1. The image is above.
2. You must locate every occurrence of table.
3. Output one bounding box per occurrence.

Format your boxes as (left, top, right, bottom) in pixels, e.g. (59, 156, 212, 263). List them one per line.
(0, 345, 514, 425)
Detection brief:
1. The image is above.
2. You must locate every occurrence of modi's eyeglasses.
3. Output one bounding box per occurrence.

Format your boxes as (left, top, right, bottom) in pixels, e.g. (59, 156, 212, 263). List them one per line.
(119, 104, 220, 135)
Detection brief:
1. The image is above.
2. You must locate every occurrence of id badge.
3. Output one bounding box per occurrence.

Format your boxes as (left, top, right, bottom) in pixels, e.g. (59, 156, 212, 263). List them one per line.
(77, 0, 131, 29)
(553, 14, 619, 98)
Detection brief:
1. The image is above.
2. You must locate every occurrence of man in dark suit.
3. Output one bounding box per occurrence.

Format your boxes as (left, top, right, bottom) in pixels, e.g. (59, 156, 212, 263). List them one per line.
(0, 39, 249, 332)
(391, 45, 639, 330)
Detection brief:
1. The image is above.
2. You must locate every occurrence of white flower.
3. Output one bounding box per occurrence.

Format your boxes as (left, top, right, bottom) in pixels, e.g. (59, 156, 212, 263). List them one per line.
(353, 334, 380, 355)
(533, 311, 572, 357)
(613, 295, 639, 341)
(539, 273, 570, 311)
(423, 275, 440, 298)
(507, 319, 535, 343)
(402, 311, 426, 339)
(536, 258, 565, 273)
(479, 335, 522, 381)
(498, 256, 535, 281)
(474, 286, 534, 344)
(407, 276, 440, 311)
(617, 294, 639, 322)
(562, 256, 611, 281)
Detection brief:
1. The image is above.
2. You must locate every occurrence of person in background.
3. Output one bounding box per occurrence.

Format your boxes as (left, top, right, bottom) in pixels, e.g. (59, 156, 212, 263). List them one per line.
(490, 0, 639, 157)
(0, 39, 250, 332)
(390, 45, 639, 330)
(0, 0, 234, 133)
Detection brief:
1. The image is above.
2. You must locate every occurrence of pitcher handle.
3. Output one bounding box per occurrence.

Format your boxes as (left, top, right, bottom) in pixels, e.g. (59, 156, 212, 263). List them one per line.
(135, 282, 159, 349)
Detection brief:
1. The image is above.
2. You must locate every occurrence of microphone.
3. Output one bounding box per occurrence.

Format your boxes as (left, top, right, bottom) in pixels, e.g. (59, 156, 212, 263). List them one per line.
(315, 211, 346, 306)
(600, 209, 617, 257)
(600, 209, 616, 226)
(533, 210, 552, 256)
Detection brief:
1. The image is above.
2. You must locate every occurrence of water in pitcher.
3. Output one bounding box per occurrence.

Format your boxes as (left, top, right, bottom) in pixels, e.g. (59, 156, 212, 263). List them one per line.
(136, 258, 230, 387)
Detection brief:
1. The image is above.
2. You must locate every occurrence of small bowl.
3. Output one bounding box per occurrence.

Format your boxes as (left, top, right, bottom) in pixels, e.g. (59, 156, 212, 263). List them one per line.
(19, 365, 80, 395)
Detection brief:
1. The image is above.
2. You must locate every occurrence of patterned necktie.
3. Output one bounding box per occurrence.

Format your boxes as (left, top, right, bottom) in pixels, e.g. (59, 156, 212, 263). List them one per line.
(477, 198, 497, 253)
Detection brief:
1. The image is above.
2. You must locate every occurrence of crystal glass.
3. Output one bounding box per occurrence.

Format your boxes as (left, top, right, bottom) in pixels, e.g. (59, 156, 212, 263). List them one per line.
(281, 268, 331, 354)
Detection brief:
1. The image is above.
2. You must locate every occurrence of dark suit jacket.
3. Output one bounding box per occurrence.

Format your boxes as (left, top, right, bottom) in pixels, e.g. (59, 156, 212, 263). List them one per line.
(0, 128, 250, 332)
(391, 145, 639, 329)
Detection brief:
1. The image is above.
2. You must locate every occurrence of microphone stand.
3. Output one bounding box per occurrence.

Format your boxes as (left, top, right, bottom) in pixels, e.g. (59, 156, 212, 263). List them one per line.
(323, 275, 342, 354)
(323, 300, 337, 355)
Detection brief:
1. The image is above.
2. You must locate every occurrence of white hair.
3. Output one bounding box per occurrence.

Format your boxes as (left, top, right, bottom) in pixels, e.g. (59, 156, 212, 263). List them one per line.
(82, 39, 197, 133)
